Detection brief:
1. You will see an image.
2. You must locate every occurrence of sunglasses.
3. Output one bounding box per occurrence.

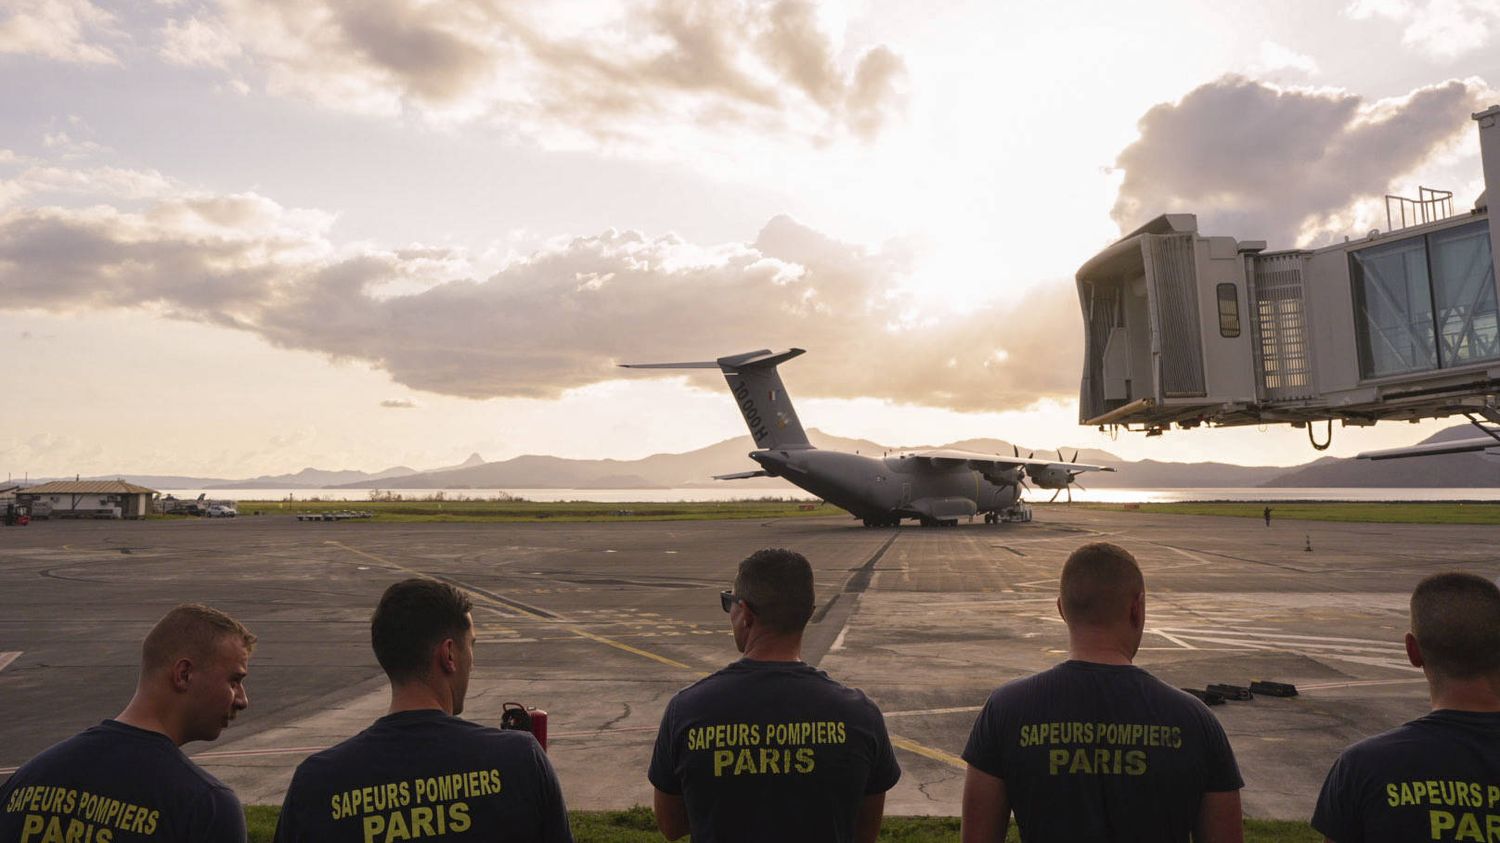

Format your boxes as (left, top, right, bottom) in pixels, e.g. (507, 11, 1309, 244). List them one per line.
(719, 590, 753, 613)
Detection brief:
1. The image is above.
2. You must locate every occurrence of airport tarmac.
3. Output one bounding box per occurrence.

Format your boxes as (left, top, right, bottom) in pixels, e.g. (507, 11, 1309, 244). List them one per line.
(2, 507, 1496, 820)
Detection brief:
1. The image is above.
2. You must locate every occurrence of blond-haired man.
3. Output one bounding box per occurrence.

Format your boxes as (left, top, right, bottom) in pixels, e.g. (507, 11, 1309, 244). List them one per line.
(0, 603, 255, 842)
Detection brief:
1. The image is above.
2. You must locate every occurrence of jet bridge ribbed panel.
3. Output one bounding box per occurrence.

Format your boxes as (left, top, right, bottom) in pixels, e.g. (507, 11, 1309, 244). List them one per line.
(1250, 253, 1316, 401)
(1146, 234, 1206, 397)
(1080, 281, 1119, 420)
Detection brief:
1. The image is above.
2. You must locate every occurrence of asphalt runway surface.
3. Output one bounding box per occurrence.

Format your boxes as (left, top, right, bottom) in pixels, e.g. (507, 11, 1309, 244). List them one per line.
(2, 508, 1496, 820)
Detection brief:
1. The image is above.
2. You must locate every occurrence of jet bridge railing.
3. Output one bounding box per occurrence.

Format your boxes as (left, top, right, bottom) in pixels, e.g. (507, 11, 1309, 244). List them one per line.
(1385, 187, 1454, 233)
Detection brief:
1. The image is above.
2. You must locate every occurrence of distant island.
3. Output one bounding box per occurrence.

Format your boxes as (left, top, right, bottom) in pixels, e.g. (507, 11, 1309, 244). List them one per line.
(18, 423, 1498, 492)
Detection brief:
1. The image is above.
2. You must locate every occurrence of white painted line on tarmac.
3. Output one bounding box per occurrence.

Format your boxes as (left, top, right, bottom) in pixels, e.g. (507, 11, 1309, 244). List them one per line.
(826, 593, 862, 653)
(1146, 628, 1198, 649)
(829, 624, 850, 652)
(1296, 678, 1427, 692)
(0, 652, 20, 674)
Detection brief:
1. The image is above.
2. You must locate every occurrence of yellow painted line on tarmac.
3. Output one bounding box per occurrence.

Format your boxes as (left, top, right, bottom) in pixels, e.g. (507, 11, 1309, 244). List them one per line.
(888, 734, 965, 769)
(882, 705, 983, 718)
(326, 541, 699, 673)
(564, 626, 701, 672)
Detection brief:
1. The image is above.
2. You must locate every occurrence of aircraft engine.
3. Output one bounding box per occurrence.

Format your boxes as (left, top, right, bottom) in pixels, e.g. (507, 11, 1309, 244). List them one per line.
(1025, 449, 1093, 503)
(1027, 466, 1072, 490)
(981, 467, 1024, 488)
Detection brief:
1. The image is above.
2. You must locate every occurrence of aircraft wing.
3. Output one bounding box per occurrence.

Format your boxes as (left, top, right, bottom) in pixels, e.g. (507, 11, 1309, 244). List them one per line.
(902, 449, 1115, 473)
(1356, 437, 1500, 460)
(713, 469, 771, 480)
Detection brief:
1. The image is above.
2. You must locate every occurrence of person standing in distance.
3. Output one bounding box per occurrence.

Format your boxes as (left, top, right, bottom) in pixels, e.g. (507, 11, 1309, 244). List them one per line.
(961, 542, 1243, 843)
(1312, 572, 1500, 843)
(649, 548, 900, 843)
(273, 578, 571, 843)
(0, 603, 255, 842)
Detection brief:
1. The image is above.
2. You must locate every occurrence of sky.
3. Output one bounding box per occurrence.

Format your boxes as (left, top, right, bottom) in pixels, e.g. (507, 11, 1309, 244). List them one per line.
(3, 0, 1500, 478)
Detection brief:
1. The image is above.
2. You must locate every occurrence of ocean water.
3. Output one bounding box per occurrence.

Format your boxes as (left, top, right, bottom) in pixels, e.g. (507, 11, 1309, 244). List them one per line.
(163, 487, 1500, 504)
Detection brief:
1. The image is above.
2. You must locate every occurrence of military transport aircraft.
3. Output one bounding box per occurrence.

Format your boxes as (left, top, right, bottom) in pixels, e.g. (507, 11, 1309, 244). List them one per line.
(621, 348, 1113, 527)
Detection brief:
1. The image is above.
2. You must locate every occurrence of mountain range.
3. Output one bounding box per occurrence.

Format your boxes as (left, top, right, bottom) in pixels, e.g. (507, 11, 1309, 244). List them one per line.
(28, 424, 1498, 491)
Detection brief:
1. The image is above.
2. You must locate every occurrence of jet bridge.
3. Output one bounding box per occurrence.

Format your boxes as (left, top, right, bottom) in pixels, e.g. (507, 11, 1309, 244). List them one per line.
(1078, 106, 1500, 446)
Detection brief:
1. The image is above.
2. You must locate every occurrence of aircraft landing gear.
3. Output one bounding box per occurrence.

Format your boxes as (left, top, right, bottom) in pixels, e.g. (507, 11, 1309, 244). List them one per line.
(862, 517, 900, 528)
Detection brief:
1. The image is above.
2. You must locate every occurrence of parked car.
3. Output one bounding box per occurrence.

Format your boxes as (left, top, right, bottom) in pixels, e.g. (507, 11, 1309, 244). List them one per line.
(205, 504, 238, 518)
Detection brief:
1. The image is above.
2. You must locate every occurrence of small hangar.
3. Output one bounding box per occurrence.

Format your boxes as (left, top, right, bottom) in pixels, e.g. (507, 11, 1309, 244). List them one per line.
(17, 481, 159, 519)
(1077, 106, 1500, 448)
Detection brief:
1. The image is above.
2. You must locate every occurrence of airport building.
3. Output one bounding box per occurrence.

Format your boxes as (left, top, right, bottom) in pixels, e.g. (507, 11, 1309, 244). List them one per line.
(1077, 106, 1500, 447)
(17, 480, 159, 519)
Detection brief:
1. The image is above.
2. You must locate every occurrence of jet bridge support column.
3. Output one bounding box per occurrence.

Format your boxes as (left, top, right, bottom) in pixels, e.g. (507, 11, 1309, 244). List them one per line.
(1475, 106, 1500, 276)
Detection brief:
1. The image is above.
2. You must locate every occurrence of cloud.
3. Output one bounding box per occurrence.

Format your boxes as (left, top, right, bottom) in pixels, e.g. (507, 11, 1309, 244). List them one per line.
(0, 163, 178, 211)
(0, 0, 119, 64)
(158, 0, 906, 144)
(40, 130, 110, 160)
(1111, 76, 1489, 246)
(159, 15, 242, 68)
(380, 399, 418, 409)
(1250, 41, 1319, 76)
(0, 188, 1077, 413)
(1346, 0, 1500, 60)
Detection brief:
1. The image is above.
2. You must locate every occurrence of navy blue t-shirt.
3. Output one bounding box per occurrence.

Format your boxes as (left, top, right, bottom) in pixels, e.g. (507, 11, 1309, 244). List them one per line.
(962, 660, 1242, 843)
(273, 709, 570, 843)
(0, 720, 245, 842)
(648, 659, 901, 843)
(1312, 709, 1500, 843)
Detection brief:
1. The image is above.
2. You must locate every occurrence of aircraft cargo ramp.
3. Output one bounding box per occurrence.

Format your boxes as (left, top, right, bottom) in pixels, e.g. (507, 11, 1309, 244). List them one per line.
(1077, 107, 1500, 448)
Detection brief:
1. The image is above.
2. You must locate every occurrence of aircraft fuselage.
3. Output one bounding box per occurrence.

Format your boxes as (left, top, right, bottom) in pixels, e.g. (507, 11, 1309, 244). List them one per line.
(749, 448, 1020, 525)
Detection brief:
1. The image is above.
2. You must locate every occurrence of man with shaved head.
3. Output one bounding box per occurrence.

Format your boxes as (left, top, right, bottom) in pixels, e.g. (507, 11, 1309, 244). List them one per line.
(649, 548, 900, 843)
(0, 603, 255, 842)
(1313, 572, 1500, 843)
(961, 542, 1243, 842)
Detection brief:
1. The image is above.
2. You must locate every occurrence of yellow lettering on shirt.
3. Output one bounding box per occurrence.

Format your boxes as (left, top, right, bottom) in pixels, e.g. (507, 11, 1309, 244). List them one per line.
(5, 786, 153, 842)
(1022, 720, 1182, 776)
(332, 770, 496, 839)
(693, 721, 847, 778)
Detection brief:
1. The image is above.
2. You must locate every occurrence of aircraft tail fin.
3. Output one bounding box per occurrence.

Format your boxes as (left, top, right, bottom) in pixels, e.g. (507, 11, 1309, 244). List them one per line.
(621, 348, 812, 449)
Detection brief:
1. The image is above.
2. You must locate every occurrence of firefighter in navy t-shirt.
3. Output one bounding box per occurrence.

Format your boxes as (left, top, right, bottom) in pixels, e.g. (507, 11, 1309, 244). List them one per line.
(273, 578, 571, 843)
(648, 548, 901, 843)
(1313, 571, 1500, 843)
(961, 542, 1244, 843)
(0, 603, 255, 842)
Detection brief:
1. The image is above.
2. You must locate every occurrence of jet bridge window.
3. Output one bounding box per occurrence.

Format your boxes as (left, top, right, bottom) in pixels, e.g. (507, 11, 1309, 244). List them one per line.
(1351, 220, 1498, 379)
(1216, 284, 1241, 338)
(1429, 221, 1498, 367)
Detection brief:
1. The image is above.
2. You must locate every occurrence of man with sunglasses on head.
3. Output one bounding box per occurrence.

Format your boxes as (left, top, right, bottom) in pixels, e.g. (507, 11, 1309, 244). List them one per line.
(648, 548, 900, 843)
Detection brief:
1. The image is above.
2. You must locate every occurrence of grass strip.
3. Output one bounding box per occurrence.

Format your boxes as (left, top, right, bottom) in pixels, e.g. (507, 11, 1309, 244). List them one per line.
(169, 499, 843, 524)
(1071, 501, 1500, 525)
(246, 805, 1319, 841)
